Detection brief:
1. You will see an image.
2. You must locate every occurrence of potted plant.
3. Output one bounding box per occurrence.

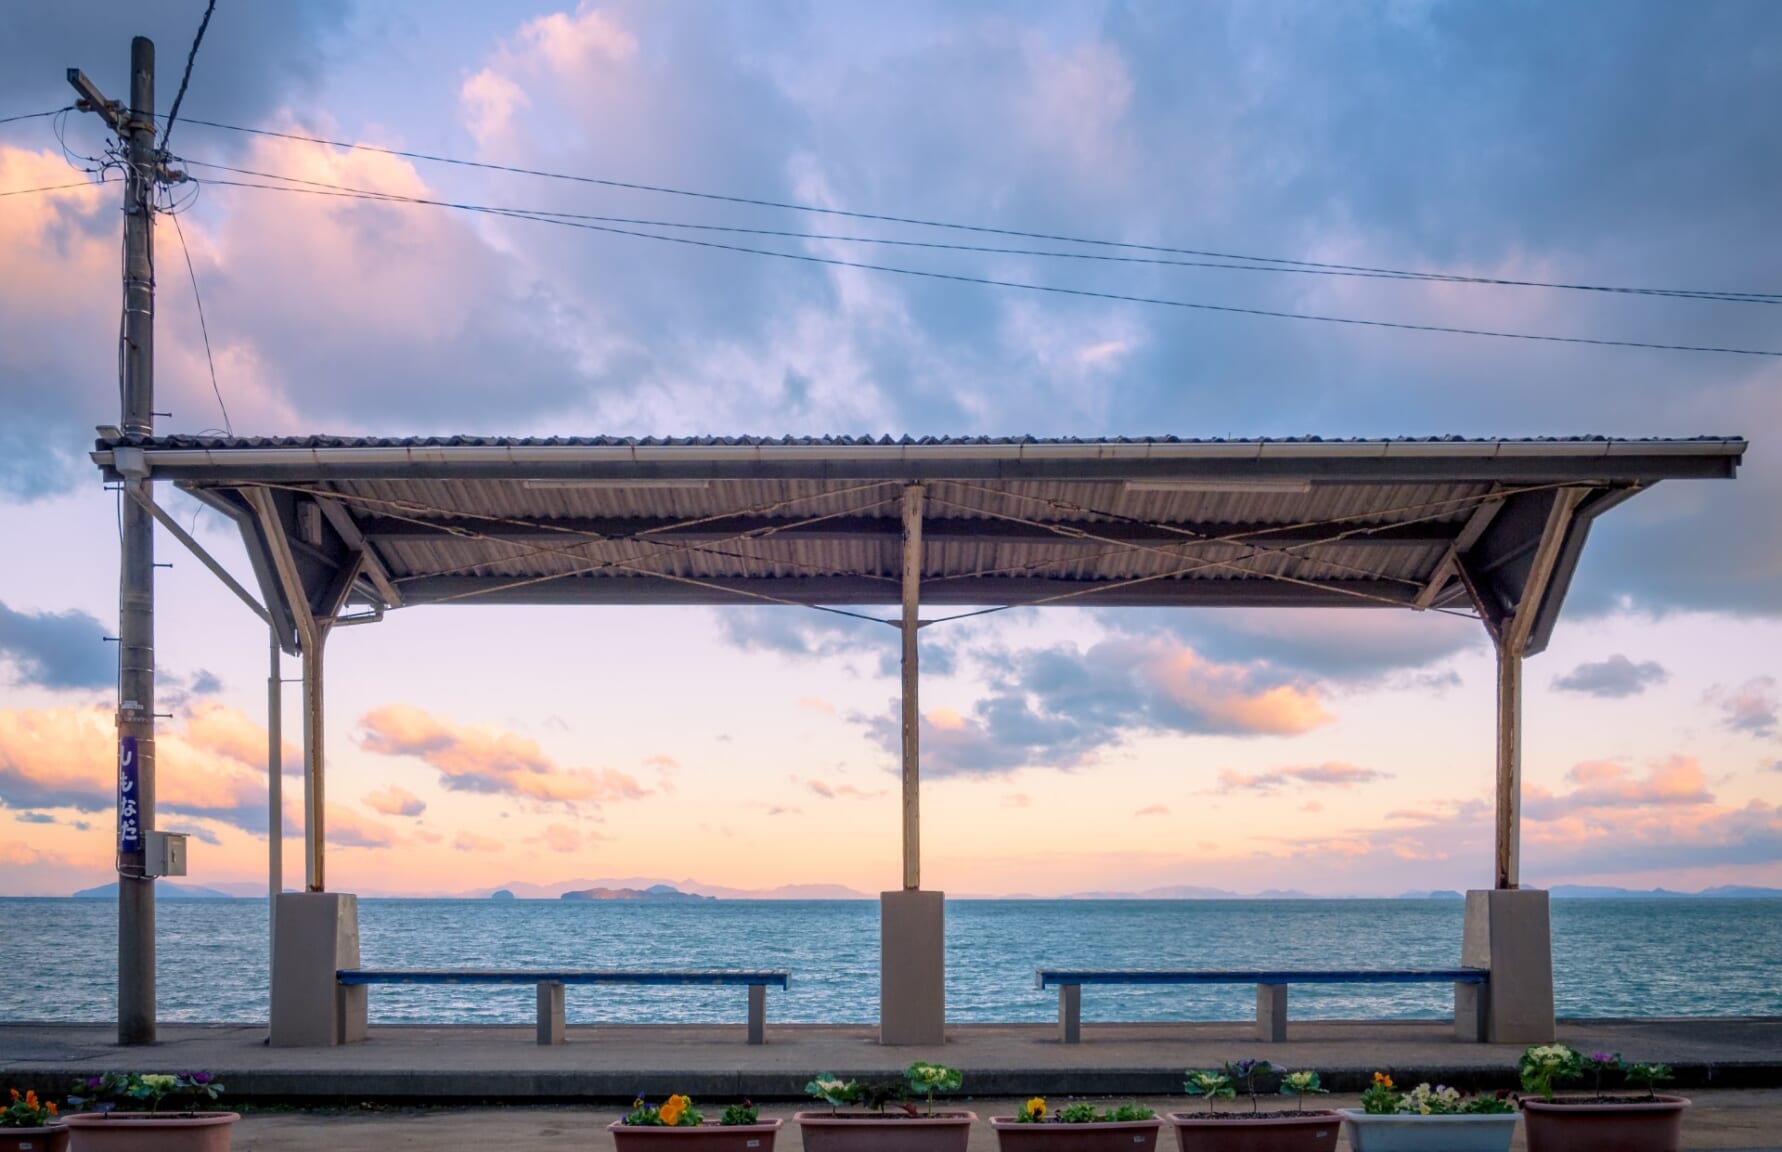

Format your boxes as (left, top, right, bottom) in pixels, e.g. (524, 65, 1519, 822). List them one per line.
(1167, 1060, 1339, 1152)
(609, 1094, 783, 1151)
(1338, 1072, 1518, 1152)
(1517, 1045, 1689, 1152)
(793, 1063, 976, 1152)
(60, 1072, 236, 1152)
(3, 1087, 68, 1152)
(990, 1097, 1162, 1152)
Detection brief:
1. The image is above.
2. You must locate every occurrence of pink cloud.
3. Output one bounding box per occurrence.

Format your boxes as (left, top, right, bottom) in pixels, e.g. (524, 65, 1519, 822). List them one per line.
(453, 830, 505, 853)
(1706, 676, 1779, 737)
(363, 785, 426, 818)
(359, 704, 648, 807)
(1135, 804, 1169, 817)
(1219, 761, 1389, 793)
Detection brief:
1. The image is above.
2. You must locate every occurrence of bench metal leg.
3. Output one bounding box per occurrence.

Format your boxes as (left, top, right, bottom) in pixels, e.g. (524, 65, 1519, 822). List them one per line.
(1058, 984, 1081, 1044)
(537, 981, 566, 1045)
(1256, 983, 1288, 1042)
(1455, 981, 1488, 1043)
(747, 985, 766, 1045)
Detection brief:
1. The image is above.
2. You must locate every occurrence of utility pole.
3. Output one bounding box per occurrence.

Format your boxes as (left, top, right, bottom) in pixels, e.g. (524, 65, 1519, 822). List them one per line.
(70, 36, 178, 1046)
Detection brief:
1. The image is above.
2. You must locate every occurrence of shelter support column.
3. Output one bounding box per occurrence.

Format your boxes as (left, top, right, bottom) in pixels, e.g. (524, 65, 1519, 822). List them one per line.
(882, 483, 945, 1045)
(1460, 486, 1584, 1045)
(302, 634, 326, 892)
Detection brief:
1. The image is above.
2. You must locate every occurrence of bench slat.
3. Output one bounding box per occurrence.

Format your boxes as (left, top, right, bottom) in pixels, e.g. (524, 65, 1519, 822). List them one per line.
(1036, 968, 1486, 989)
(339, 969, 790, 988)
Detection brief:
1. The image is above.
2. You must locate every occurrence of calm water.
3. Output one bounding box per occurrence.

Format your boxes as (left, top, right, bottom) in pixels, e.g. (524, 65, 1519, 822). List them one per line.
(1, 897, 1776, 1025)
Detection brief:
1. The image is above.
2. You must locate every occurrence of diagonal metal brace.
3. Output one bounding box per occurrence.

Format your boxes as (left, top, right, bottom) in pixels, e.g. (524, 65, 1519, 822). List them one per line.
(125, 484, 271, 626)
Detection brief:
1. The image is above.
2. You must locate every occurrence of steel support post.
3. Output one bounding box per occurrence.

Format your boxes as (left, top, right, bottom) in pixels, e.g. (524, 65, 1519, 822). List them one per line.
(301, 636, 326, 892)
(268, 628, 283, 952)
(1494, 643, 1522, 890)
(899, 484, 925, 891)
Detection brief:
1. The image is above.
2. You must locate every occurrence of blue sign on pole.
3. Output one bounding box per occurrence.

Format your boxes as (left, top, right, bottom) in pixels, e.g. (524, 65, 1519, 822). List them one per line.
(118, 736, 140, 853)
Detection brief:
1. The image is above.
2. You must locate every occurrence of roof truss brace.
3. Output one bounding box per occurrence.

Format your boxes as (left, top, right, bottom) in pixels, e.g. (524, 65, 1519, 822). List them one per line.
(244, 487, 324, 651)
(125, 484, 272, 627)
(1415, 496, 1505, 610)
(315, 495, 404, 608)
(1503, 487, 1587, 656)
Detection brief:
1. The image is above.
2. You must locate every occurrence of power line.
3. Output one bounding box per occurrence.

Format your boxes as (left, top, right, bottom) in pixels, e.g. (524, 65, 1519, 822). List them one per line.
(173, 156, 1779, 304)
(172, 116, 1782, 304)
(187, 169, 1782, 358)
(0, 106, 74, 128)
(160, 0, 218, 151)
(0, 177, 111, 197)
(166, 200, 232, 435)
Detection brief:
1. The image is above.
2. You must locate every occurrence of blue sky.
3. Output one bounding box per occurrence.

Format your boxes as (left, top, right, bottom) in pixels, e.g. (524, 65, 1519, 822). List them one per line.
(0, 0, 1777, 896)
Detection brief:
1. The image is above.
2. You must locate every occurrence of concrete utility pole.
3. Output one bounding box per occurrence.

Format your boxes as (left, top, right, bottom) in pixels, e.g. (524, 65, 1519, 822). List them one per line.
(70, 36, 170, 1046)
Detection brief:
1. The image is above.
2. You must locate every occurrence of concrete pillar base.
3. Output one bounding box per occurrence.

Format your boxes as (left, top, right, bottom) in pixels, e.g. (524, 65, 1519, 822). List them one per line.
(1463, 888, 1555, 1044)
(271, 892, 367, 1047)
(537, 981, 565, 1045)
(880, 889, 945, 1045)
(1257, 983, 1288, 1042)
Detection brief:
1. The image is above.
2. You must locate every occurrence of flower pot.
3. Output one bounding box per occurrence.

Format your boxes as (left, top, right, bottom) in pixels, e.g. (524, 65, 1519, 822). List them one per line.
(61, 1111, 237, 1152)
(1337, 1109, 1519, 1152)
(1166, 1111, 1339, 1152)
(0, 1126, 70, 1152)
(793, 1110, 977, 1152)
(990, 1116, 1162, 1152)
(609, 1119, 783, 1152)
(1521, 1095, 1690, 1152)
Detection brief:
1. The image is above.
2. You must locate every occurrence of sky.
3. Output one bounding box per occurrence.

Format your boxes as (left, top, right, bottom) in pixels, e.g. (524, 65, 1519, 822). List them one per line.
(0, 0, 1778, 899)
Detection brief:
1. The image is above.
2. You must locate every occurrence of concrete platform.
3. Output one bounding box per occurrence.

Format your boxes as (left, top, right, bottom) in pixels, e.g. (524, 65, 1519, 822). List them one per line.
(2, 1018, 1778, 1101)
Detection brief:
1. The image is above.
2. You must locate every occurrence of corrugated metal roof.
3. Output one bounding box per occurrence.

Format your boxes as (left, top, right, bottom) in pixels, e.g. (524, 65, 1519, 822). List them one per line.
(107, 432, 1742, 447)
(134, 432, 1742, 658)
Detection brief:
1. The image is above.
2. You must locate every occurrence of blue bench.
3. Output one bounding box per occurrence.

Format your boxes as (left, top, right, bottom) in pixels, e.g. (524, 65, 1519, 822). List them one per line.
(1035, 968, 1489, 1044)
(337, 969, 791, 1045)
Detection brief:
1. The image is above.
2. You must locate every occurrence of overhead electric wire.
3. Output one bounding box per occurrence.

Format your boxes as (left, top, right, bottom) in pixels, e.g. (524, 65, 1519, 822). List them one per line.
(160, 0, 218, 151)
(170, 157, 1778, 302)
(0, 177, 112, 197)
(166, 204, 232, 435)
(0, 106, 74, 128)
(171, 116, 1782, 304)
(184, 167, 1782, 358)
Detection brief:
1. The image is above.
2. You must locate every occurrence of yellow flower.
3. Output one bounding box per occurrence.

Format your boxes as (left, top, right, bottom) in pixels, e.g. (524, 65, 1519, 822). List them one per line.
(1373, 1073, 1394, 1089)
(46, 1102, 58, 1116)
(660, 1094, 690, 1126)
(1026, 1097, 1047, 1119)
(24, 1092, 37, 1108)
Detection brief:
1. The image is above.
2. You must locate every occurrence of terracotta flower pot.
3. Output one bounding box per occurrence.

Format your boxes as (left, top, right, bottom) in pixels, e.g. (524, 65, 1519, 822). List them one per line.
(61, 1111, 237, 1152)
(794, 1110, 977, 1152)
(608, 1119, 783, 1152)
(1337, 1109, 1519, 1152)
(1520, 1095, 1689, 1152)
(990, 1116, 1162, 1152)
(1166, 1111, 1339, 1152)
(0, 1126, 70, 1152)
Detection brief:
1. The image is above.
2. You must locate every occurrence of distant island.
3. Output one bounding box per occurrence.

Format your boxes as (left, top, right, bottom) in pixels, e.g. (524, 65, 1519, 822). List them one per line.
(561, 883, 713, 901)
(74, 881, 233, 900)
(489, 889, 516, 900)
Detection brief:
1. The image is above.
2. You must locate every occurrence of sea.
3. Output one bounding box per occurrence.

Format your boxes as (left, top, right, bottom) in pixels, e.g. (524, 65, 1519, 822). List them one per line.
(2, 897, 1777, 1025)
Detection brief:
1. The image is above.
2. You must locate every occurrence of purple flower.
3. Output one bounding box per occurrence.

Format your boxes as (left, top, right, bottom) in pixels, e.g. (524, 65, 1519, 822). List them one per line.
(190, 1073, 212, 1085)
(86, 1078, 103, 1090)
